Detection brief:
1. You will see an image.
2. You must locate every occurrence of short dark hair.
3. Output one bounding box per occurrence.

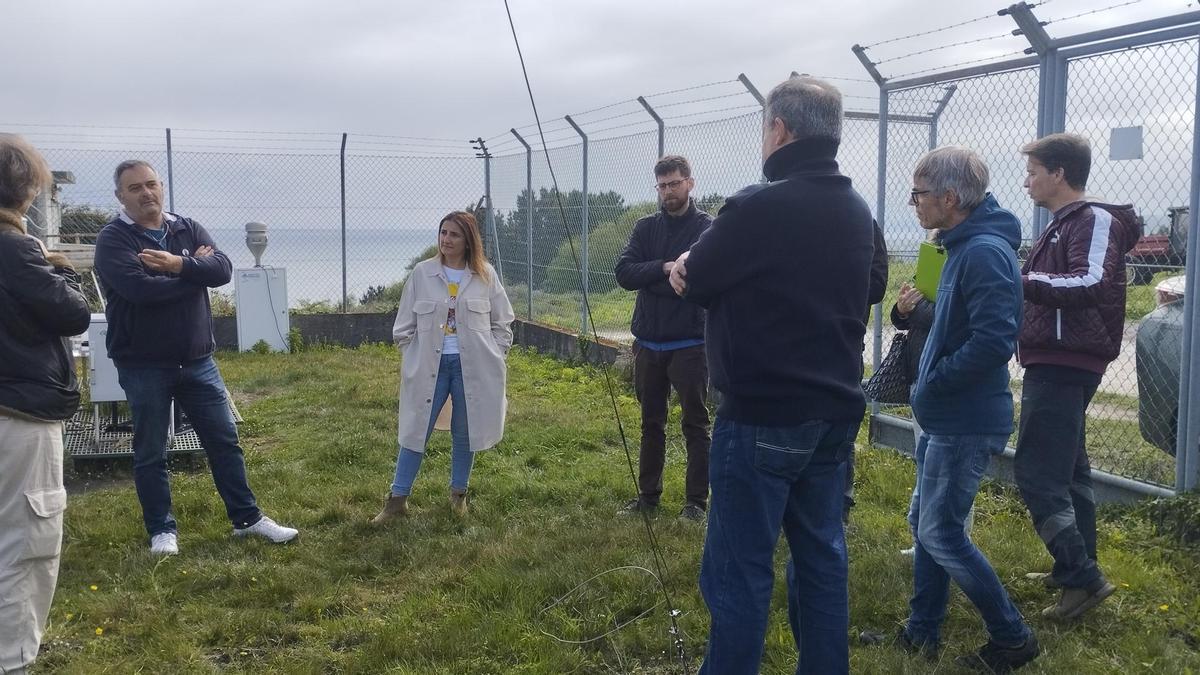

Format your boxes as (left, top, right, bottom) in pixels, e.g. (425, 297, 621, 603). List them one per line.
(654, 155, 691, 178)
(113, 159, 158, 190)
(1020, 133, 1091, 190)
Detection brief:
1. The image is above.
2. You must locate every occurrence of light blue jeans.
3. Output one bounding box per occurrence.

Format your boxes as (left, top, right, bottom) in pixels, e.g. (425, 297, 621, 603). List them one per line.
(390, 354, 475, 496)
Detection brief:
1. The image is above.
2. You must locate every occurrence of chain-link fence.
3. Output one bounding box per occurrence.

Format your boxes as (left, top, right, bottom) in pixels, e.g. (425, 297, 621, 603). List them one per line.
(19, 128, 481, 311)
(8, 10, 1198, 495)
(866, 10, 1200, 495)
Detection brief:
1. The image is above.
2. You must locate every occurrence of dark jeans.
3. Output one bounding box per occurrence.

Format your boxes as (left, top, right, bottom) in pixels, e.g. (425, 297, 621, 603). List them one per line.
(1014, 367, 1103, 589)
(699, 415, 860, 675)
(907, 433, 1030, 648)
(118, 356, 261, 537)
(633, 343, 710, 508)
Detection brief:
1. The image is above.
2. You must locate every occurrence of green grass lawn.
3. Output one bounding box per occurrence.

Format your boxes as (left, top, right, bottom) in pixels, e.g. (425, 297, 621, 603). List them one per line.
(40, 346, 1200, 673)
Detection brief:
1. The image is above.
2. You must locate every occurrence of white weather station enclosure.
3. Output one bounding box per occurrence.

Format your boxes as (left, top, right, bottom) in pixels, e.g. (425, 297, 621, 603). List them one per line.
(235, 221, 290, 352)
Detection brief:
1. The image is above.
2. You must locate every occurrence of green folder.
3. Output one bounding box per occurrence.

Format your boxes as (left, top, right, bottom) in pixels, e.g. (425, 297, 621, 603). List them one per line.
(915, 241, 947, 301)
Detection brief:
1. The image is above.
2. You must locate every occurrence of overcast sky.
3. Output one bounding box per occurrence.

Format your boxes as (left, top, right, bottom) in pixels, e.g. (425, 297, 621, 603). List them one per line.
(4, 0, 1193, 148)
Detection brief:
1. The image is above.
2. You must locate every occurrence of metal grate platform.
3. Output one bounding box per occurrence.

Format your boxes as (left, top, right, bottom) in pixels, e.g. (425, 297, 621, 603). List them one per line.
(64, 393, 242, 459)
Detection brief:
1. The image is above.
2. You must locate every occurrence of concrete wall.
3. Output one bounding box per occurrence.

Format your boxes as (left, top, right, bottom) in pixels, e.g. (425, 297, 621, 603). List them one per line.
(214, 313, 622, 366)
(869, 413, 1177, 505)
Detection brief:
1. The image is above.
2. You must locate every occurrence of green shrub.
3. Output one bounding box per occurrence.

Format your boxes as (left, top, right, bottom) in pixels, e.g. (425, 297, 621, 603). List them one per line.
(543, 201, 657, 294)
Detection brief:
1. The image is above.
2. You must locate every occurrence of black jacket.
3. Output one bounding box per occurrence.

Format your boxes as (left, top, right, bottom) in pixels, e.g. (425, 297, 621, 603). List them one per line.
(891, 298, 935, 387)
(614, 201, 711, 343)
(94, 214, 232, 368)
(869, 222, 888, 306)
(683, 138, 875, 426)
(0, 228, 92, 421)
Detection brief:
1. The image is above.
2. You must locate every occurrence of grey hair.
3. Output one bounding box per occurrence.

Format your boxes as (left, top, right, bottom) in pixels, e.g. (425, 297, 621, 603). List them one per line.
(913, 146, 990, 211)
(113, 159, 158, 190)
(765, 75, 842, 143)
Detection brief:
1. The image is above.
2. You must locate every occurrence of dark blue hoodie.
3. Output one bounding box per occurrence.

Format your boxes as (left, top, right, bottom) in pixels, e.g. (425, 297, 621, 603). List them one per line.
(911, 194, 1023, 436)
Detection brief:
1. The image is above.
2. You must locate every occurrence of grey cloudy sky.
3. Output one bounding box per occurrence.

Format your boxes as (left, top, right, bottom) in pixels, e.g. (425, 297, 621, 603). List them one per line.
(4, 0, 1190, 144)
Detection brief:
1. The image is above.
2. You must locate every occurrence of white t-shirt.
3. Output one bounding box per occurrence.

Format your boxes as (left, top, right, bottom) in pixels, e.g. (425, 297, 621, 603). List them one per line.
(442, 266, 466, 355)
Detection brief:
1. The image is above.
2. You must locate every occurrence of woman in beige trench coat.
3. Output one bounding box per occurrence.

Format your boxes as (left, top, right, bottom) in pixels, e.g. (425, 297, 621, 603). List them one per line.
(373, 211, 514, 522)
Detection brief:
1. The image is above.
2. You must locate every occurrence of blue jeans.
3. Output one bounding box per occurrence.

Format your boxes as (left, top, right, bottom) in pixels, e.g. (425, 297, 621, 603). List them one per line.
(118, 356, 261, 536)
(391, 354, 475, 496)
(906, 433, 1029, 648)
(699, 415, 860, 675)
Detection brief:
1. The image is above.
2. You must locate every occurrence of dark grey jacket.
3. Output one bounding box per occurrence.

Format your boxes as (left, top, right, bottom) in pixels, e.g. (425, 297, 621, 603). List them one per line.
(0, 228, 91, 421)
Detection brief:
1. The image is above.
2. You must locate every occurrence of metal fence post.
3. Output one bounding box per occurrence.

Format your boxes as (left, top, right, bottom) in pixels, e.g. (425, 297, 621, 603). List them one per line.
(511, 128, 533, 320)
(165, 128, 175, 213)
(638, 96, 665, 159)
(1176, 40, 1200, 492)
(738, 74, 767, 183)
(929, 85, 957, 150)
(1007, 1, 1055, 238)
(565, 115, 589, 335)
(340, 132, 348, 313)
(484, 151, 504, 284)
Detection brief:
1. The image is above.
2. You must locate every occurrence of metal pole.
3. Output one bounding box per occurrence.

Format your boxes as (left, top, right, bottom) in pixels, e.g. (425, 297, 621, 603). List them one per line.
(873, 88, 889, 388)
(738, 74, 768, 182)
(737, 73, 765, 105)
(928, 85, 957, 150)
(165, 128, 175, 213)
(1176, 41, 1200, 492)
(565, 115, 589, 334)
(340, 132, 348, 313)
(484, 152, 504, 284)
(511, 129, 533, 320)
(638, 96, 665, 159)
(1006, 1, 1055, 240)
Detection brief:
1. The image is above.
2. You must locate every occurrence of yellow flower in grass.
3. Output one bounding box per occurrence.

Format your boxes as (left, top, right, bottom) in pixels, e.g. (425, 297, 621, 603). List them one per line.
(95, 627, 104, 636)
(1159, 604, 1170, 611)
(89, 585, 98, 592)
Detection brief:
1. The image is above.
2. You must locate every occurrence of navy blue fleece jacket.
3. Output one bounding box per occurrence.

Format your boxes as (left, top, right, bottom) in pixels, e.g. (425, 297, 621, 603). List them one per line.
(94, 213, 231, 367)
(911, 194, 1023, 436)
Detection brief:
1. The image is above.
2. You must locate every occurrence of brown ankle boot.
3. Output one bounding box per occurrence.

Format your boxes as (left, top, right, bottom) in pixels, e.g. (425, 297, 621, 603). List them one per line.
(372, 494, 408, 524)
(449, 489, 469, 517)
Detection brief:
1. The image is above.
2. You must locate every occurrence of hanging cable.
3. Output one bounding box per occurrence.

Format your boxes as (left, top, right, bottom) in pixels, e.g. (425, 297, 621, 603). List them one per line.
(500, 1, 690, 672)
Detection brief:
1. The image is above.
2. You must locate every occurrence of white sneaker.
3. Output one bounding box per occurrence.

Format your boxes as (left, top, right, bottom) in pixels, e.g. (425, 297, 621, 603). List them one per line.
(150, 532, 179, 555)
(900, 546, 916, 557)
(233, 515, 298, 543)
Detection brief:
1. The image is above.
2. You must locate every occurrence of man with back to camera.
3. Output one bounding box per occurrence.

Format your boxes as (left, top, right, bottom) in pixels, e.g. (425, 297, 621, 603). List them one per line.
(1015, 133, 1139, 620)
(93, 160, 298, 556)
(669, 75, 873, 675)
(614, 154, 712, 522)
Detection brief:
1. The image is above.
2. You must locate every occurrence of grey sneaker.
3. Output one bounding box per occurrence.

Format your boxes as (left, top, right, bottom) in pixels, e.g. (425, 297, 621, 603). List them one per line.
(678, 504, 706, 522)
(1024, 571, 1062, 589)
(149, 531, 179, 556)
(618, 498, 658, 516)
(233, 515, 298, 543)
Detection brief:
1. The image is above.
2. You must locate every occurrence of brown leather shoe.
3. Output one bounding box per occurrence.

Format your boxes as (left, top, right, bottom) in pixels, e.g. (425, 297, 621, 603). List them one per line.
(449, 489, 469, 517)
(371, 494, 408, 524)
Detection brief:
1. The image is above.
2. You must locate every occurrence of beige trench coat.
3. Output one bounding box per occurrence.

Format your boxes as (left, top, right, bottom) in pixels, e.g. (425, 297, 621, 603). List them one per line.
(393, 258, 515, 452)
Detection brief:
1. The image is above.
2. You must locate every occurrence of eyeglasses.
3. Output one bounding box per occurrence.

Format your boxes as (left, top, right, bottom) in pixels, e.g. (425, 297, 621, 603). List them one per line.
(655, 179, 688, 192)
(909, 189, 932, 206)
